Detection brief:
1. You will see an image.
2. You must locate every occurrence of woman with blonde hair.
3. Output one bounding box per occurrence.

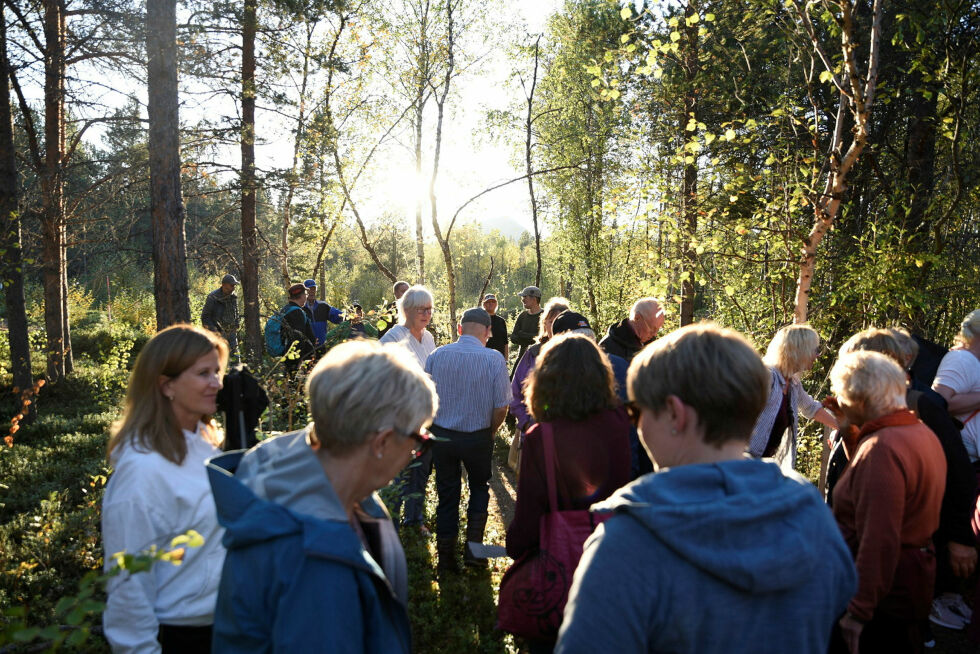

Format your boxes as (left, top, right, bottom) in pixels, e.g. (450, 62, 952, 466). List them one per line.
(934, 309, 980, 462)
(102, 324, 229, 653)
(748, 324, 838, 470)
(210, 340, 438, 653)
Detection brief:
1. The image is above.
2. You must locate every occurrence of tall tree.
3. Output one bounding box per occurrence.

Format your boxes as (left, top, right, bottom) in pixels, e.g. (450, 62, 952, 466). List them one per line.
(146, 0, 190, 328)
(789, 0, 883, 323)
(240, 0, 260, 359)
(0, 5, 32, 394)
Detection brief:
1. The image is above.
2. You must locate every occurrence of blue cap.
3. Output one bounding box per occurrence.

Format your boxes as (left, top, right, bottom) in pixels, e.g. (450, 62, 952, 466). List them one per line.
(303, 279, 317, 288)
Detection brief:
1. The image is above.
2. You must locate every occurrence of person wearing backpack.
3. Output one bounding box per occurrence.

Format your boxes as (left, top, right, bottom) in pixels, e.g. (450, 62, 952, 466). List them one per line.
(277, 283, 316, 368)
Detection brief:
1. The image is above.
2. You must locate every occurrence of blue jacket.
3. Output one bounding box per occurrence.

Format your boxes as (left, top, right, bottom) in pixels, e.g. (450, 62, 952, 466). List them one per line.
(556, 459, 856, 654)
(306, 300, 343, 346)
(207, 430, 411, 653)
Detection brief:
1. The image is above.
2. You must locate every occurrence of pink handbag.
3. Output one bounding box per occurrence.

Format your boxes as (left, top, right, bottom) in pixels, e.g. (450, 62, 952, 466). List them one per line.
(497, 423, 609, 641)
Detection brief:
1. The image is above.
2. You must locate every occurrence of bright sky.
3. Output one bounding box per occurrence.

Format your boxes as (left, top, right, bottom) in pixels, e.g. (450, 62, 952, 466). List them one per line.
(253, 0, 563, 240)
(43, 0, 564, 240)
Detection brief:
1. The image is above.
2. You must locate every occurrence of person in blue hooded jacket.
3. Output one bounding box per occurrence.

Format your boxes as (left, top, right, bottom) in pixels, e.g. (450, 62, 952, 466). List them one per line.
(555, 323, 857, 654)
(207, 340, 438, 653)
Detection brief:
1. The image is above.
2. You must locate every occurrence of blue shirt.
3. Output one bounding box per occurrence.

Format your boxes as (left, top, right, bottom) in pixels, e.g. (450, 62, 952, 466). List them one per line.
(425, 335, 511, 432)
(306, 300, 343, 346)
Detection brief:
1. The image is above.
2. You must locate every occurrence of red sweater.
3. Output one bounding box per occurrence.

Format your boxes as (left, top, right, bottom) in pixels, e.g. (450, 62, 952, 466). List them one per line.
(505, 407, 631, 558)
(831, 410, 946, 621)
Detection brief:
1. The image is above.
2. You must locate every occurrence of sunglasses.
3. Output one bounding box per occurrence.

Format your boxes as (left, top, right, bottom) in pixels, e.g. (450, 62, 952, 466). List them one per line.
(624, 402, 643, 427)
(392, 426, 434, 459)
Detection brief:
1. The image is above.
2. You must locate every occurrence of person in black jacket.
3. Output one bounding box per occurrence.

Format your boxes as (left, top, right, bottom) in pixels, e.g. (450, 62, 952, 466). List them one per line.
(482, 293, 508, 360)
(598, 297, 664, 362)
(283, 283, 316, 367)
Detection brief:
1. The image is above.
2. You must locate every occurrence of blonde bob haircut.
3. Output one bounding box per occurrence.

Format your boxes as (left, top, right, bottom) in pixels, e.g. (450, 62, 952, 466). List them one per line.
(306, 340, 438, 455)
(839, 328, 904, 367)
(830, 350, 908, 418)
(396, 285, 434, 325)
(628, 323, 769, 447)
(955, 309, 980, 347)
(536, 297, 570, 343)
(108, 324, 228, 465)
(763, 324, 820, 377)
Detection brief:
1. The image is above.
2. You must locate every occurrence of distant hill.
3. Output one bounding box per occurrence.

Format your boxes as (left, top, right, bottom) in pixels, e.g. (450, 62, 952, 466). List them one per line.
(464, 214, 534, 241)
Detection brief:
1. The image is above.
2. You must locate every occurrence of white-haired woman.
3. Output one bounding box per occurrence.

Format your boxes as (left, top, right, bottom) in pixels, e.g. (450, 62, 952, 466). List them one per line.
(828, 351, 946, 654)
(102, 324, 228, 653)
(379, 284, 436, 369)
(209, 341, 438, 653)
(379, 284, 437, 529)
(748, 324, 838, 471)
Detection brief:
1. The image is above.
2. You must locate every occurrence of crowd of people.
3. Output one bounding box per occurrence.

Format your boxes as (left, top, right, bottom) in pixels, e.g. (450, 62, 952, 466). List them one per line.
(99, 278, 980, 654)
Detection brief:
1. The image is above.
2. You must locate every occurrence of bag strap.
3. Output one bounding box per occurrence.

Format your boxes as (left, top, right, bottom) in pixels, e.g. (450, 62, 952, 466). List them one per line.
(541, 422, 559, 513)
(964, 409, 980, 427)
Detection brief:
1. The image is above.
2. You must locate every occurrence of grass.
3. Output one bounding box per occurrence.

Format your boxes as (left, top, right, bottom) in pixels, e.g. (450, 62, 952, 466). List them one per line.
(396, 431, 519, 654)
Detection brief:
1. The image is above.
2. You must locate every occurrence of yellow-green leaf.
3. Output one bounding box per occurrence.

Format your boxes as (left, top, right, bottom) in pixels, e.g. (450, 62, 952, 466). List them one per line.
(705, 13, 716, 21)
(620, 6, 631, 19)
(670, 31, 681, 42)
(724, 128, 736, 141)
(819, 70, 834, 84)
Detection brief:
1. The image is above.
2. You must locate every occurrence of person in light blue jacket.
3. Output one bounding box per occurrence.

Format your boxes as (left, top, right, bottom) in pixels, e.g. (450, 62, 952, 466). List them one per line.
(208, 340, 438, 653)
(556, 323, 857, 654)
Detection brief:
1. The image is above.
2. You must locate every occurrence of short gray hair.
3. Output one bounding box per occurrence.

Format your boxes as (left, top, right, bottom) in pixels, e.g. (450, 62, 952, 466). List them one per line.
(305, 340, 438, 454)
(630, 297, 663, 322)
(830, 350, 907, 418)
(397, 285, 434, 324)
(570, 327, 596, 340)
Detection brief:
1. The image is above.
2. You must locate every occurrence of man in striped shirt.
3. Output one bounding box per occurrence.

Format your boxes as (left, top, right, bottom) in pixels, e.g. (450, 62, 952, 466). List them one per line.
(426, 307, 512, 571)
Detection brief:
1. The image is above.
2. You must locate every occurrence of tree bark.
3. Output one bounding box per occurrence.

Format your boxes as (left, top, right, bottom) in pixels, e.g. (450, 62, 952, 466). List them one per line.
(791, 0, 882, 323)
(41, 0, 66, 380)
(524, 37, 542, 288)
(0, 7, 32, 395)
(240, 0, 260, 361)
(147, 0, 190, 329)
(429, 0, 457, 337)
(678, 1, 699, 327)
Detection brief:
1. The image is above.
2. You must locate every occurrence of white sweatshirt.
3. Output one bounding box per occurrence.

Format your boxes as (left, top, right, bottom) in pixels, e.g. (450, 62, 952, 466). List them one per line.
(101, 425, 225, 653)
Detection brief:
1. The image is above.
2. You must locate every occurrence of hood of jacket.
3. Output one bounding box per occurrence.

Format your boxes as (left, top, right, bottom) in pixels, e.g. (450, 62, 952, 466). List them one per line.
(594, 458, 833, 594)
(604, 319, 642, 350)
(206, 430, 396, 590)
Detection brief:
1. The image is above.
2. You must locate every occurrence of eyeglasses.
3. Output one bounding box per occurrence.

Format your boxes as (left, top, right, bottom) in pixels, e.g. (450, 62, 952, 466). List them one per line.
(416, 306, 433, 314)
(624, 402, 643, 427)
(391, 426, 433, 459)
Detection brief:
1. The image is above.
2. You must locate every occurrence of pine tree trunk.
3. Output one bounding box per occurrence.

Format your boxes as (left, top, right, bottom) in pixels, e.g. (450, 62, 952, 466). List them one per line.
(147, 0, 190, 329)
(41, 0, 66, 381)
(0, 8, 32, 395)
(240, 0, 260, 361)
(678, 2, 699, 327)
